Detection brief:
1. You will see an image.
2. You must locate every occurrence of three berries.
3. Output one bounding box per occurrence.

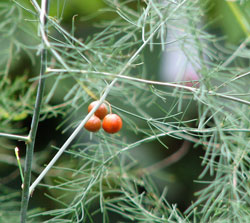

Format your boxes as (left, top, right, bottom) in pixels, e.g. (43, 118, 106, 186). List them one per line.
(84, 101, 122, 134)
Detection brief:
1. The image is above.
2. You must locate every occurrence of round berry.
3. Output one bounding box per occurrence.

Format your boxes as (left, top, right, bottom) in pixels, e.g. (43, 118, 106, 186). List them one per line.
(102, 114, 122, 134)
(88, 101, 108, 120)
(84, 115, 101, 132)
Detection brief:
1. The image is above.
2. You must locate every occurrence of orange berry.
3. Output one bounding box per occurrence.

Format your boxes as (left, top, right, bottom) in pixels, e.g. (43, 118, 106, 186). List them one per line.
(102, 114, 122, 134)
(84, 115, 101, 132)
(88, 101, 108, 120)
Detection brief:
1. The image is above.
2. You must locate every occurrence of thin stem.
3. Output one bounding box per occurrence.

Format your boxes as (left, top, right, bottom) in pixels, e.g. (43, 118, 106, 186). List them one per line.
(104, 100, 112, 114)
(47, 68, 250, 106)
(0, 132, 29, 141)
(15, 147, 24, 183)
(20, 0, 49, 222)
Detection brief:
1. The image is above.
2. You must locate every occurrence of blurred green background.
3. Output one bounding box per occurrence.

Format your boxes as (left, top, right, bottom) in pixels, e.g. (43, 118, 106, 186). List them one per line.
(0, 0, 249, 221)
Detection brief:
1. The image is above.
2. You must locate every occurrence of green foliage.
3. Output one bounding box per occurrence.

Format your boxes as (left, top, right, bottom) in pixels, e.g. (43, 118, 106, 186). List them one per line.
(0, 0, 38, 124)
(0, 0, 249, 222)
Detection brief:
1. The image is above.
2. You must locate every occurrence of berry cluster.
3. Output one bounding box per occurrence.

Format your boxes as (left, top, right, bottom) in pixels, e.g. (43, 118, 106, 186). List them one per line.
(84, 101, 122, 134)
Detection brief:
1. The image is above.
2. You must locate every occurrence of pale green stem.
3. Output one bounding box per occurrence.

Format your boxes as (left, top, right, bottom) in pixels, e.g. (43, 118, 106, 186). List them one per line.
(15, 147, 24, 183)
(47, 68, 250, 107)
(0, 132, 29, 141)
